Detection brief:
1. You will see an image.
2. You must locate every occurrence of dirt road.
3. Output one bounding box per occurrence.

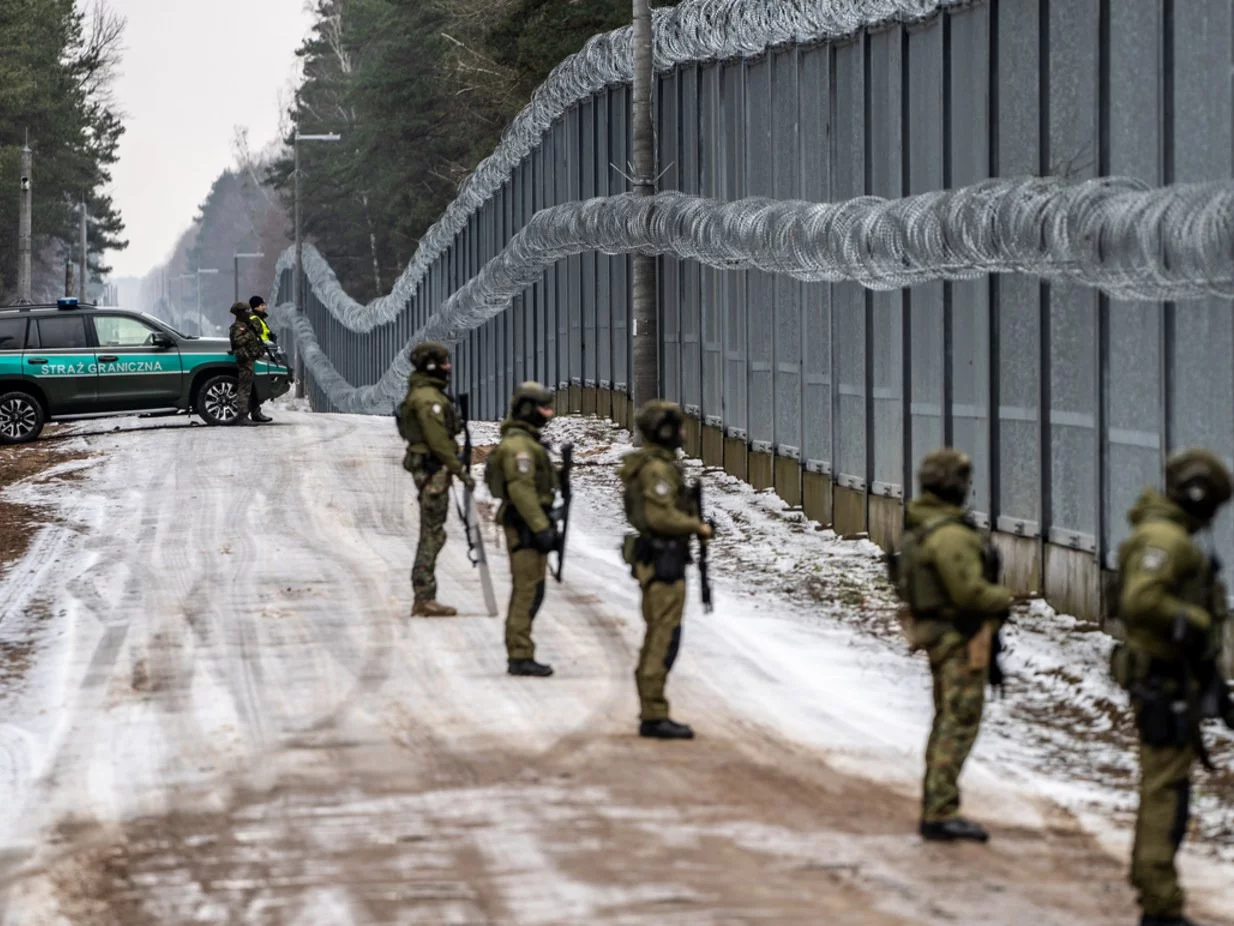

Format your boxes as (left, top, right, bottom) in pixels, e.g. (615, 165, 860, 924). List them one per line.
(0, 411, 1227, 924)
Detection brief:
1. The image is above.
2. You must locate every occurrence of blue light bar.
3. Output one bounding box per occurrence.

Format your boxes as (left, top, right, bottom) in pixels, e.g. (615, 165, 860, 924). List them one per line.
(56, 298, 79, 309)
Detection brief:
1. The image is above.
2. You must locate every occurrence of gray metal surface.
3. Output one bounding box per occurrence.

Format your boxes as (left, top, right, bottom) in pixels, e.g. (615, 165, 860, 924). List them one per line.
(274, 0, 1234, 580)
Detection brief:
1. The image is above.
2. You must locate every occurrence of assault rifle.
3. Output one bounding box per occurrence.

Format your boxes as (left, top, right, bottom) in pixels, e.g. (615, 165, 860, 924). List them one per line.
(691, 480, 715, 613)
(456, 394, 498, 616)
(550, 443, 574, 583)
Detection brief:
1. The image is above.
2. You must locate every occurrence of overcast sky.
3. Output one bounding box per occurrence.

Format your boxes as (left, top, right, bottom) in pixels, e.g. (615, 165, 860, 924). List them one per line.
(106, 0, 313, 279)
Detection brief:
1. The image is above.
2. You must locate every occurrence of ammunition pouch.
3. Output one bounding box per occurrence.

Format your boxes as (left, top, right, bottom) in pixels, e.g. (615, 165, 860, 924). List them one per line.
(632, 535, 690, 584)
(405, 450, 443, 484)
(503, 505, 550, 554)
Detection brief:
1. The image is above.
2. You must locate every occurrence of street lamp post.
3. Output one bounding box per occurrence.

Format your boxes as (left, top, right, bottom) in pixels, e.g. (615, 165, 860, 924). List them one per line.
(293, 131, 341, 398)
(175, 273, 194, 330)
(234, 252, 266, 302)
(195, 268, 220, 336)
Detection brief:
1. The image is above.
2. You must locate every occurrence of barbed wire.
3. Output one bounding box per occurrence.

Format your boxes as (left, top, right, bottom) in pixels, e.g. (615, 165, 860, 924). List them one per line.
(272, 177, 1234, 414)
(268, 0, 957, 334)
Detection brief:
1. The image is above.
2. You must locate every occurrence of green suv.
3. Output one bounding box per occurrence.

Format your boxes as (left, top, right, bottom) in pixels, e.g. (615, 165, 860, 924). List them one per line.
(0, 299, 292, 444)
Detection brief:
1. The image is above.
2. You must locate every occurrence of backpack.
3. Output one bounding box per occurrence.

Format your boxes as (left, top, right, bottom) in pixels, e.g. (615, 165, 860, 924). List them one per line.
(484, 452, 506, 500)
(891, 515, 957, 614)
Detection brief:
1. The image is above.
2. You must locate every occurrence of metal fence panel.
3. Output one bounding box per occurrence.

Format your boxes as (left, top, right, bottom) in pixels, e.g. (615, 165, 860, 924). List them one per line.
(994, 0, 1041, 530)
(555, 119, 571, 390)
(771, 48, 802, 461)
(906, 21, 945, 492)
(869, 28, 903, 494)
(660, 69, 682, 404)
(1046, 0, 1099, 548)
(833, 38, 866, 485)
(700, 64, 724, 421)
(681, 64, 703, 416)
(800, 44, 831, 470)
(566, 107, 583, 391)
(581, 97, 597, 388)
(611, 85, 630, 394)
(1103, 0, 1163, 558)
(596, 89, 612, 391)
(948, 5, 991, 516)
(746, 55, 775, 446)
(1172, 1, 1234, 564)
(721, 60, 748, 435)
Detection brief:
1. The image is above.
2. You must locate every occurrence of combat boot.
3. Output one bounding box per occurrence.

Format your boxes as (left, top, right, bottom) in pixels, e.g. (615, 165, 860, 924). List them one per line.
(411, 599, 458, 617)
(639, 718, 695, 740)
(251, 410, 273, 423)
(1141, 916, 1203, 926)
(919, 818, 989, 843)
(508, 659, 554, 677)
(233, 416, 259, 427)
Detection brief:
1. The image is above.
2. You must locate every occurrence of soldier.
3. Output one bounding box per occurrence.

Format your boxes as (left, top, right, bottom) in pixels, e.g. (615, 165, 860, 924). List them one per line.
(618, 401, 713, 740)
(247, 296, 274, 423)
(1114, 449, 1234, 926)
(894, 449, 1012, 842)
(228, 301, 264, 427)
(486, 382, 560, 677)
(397, 342, 473, 617)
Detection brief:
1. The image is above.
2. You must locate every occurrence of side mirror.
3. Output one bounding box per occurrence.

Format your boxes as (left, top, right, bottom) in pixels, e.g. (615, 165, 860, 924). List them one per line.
(151, 332, 175, 350)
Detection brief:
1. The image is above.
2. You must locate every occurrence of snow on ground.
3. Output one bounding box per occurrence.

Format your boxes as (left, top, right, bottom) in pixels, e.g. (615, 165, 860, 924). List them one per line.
(0, 406, 1229, 924)
(526, 416, 1234, 864)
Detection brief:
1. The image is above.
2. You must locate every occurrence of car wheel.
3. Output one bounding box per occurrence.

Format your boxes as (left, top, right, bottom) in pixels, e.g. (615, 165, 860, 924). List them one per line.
(0, 391, 46, 445)
(196, 375, 240, 426)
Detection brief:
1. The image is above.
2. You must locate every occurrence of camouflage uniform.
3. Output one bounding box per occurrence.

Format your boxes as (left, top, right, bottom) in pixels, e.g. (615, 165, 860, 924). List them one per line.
(896, 449, 1012, 840)
(228, 302, 264, 424)
(397, 343, 469, 615)
(1114, 449, 1234, 924)
(487, 383, 559, 674)
(618, 401, 708, 739)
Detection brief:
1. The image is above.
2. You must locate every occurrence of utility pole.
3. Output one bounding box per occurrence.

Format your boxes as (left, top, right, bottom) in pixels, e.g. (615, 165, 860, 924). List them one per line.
(631, 0, 658, 437)
(234, 252, 265, 303)
(16, 137, 33, 305)
(78, 198, 88, 302)
(293, 131, 341, 399)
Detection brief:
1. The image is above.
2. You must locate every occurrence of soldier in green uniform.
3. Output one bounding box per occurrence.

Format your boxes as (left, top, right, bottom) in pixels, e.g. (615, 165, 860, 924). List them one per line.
(1114, 448, 1234, 926)
(894, 449, 1012, 842)
(486, 382, 560, 677)
(397, 342, 473, 617)
(618, 401, 713, 740)
(228, 301, 264, 426)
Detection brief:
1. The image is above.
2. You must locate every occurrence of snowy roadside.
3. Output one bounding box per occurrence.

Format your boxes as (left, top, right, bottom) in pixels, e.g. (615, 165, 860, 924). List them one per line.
(470, 414, 1234, 869)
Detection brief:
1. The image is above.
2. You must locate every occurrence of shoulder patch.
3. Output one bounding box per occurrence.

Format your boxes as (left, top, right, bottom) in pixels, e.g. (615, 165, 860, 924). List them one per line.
(516, 451, 533, 474)
(432, 403, 442, 415)
(1140, 547, 1168, 573)
(655, 481, 670, 496)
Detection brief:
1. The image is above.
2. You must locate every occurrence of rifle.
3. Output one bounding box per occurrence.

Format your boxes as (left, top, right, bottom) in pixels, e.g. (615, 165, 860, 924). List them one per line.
(550, 443, 574, 582)
(455, 394, 499, 616)
(691, 481, 714, 613)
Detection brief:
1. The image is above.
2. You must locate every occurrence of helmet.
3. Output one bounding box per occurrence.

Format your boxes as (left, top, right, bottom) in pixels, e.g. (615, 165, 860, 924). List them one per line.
(1166, 448, 1232, 524)
(636, 400, 685, 450)
(410, 341, 450, 374)
(510, 381, 554, 426)
(918, 449, 972, 506)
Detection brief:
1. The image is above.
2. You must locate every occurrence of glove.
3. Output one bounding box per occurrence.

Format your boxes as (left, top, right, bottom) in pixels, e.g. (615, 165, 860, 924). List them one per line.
(459, 470, 475, 491)
(531, 527, 557, 554)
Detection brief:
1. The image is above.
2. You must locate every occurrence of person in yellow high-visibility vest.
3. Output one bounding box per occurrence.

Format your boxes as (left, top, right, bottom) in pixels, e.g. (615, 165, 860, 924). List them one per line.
(247, 296, 275, 423)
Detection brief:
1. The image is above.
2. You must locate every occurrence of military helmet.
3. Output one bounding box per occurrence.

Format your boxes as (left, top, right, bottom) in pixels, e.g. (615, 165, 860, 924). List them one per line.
(1166, 448, 1232, 523)
(510, 381, 555, 424)
(636, 400, 686, 449)
(410, 341, 450, 373)
(918, 448, 973, 505)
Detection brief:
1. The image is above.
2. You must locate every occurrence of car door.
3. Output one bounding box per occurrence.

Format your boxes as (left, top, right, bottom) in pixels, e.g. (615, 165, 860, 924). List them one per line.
(90, 315, 183, 411)
(24, 314, 97, 414)
(0, 316, 27, 379)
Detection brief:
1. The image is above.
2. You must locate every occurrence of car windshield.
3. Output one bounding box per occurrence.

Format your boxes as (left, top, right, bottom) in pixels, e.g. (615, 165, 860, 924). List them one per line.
(142, 313, 191, 338)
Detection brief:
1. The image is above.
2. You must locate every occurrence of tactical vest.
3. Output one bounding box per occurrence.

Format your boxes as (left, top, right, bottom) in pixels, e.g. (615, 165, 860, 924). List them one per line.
(892, 515, 959, 616)
(397, 386, 458, 447)
(621, 450, 692, 535)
